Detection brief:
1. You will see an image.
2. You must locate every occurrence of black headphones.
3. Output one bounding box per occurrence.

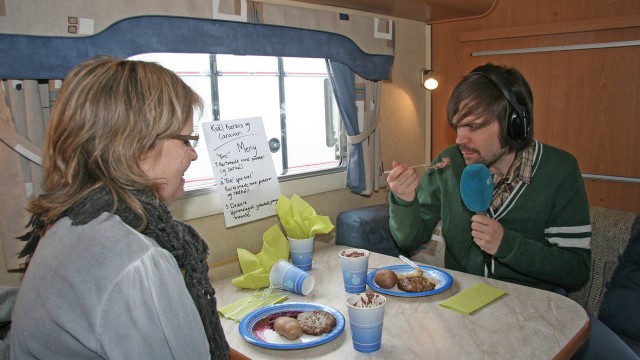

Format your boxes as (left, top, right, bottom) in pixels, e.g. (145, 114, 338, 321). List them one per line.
(469, 65, 531, 143)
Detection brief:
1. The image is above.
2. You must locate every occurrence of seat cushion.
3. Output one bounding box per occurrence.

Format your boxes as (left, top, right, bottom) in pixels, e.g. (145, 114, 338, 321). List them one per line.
(410, 221, 446, 268)
(599, 216, 640, 343)
(0, 286, 18, 360)
(336, 204, 406, 257)
(568, 207, 637, 316)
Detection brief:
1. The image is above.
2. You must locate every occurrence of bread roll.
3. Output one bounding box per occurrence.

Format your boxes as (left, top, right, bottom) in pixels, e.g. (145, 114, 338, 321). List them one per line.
(273, 316, 303, 340)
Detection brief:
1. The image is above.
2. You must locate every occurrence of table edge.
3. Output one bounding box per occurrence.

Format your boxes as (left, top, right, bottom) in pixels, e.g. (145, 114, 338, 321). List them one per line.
(553, 312, 591, 360)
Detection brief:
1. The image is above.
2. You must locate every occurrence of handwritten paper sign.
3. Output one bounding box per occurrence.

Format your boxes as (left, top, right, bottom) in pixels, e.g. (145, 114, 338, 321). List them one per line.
(202, 117, 281, 227)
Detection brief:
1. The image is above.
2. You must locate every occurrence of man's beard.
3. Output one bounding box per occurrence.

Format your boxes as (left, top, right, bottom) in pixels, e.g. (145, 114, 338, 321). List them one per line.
(459, 145, 508, 168)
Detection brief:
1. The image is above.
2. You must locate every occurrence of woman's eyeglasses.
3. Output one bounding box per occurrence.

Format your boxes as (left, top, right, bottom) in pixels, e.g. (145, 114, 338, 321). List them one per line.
(172, 134, 199, 148)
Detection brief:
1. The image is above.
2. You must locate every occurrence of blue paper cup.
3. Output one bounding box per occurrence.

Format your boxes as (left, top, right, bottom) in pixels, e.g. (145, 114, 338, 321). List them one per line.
(269, 259, 315, 295)
(339, 249, 370, 293)
(288, 237, 314, 270)
(346, 293, 386, 353)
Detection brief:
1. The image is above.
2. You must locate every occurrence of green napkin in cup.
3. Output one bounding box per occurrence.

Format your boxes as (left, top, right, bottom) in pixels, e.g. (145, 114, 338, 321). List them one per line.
(439, 283, 507, 315)
(275, 194, 334, 239)
(231, 224, 290, 289)
(218, 288, 288, 321)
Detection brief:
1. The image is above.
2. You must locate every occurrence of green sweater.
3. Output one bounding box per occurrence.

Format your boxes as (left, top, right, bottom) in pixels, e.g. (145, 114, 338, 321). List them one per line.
(389, 141, 592, 291)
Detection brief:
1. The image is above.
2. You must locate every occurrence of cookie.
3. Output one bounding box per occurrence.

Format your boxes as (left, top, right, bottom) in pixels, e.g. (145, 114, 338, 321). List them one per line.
(297, 310, 337, 336)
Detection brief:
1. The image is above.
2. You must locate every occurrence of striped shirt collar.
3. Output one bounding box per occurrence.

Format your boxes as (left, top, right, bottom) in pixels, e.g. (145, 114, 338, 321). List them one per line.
(491, 142, 535, 212)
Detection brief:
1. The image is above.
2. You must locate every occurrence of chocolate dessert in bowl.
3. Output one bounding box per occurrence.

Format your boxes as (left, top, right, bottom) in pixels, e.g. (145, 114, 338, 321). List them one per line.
(339, 249, 370, 293)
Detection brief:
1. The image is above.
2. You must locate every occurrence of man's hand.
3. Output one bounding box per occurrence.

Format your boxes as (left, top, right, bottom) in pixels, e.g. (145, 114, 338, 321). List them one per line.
(388, 161, 419, 202)
(470, 214, 504, 255)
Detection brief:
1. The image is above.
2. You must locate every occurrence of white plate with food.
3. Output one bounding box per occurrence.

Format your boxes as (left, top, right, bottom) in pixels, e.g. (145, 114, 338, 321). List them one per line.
(366, 264, 453, 297)
(238, 302, 345, 350)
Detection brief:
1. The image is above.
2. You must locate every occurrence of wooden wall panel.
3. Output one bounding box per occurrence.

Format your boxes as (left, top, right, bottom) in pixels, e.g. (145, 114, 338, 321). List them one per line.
(431, 0, 640, 211)
(585, 180, 640, 212)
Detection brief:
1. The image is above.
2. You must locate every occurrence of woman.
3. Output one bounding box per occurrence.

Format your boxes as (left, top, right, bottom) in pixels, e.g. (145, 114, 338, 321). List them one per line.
(10, 57, 232, 359)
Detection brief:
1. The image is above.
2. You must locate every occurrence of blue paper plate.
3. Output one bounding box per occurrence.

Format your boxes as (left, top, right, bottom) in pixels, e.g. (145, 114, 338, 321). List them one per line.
(238, 302, 345, 350)
(366, 264, 453, 297)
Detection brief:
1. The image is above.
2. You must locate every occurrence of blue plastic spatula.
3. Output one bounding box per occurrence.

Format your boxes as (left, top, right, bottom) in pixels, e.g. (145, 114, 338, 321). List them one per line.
(460, 164, 494, 277)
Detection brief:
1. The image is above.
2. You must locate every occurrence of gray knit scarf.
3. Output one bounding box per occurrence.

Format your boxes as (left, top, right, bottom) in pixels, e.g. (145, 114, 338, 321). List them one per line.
(19, 187, 230, 359)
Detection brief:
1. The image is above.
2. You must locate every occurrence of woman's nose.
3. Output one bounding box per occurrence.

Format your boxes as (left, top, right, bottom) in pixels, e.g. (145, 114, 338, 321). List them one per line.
(190, 147, 198, 161)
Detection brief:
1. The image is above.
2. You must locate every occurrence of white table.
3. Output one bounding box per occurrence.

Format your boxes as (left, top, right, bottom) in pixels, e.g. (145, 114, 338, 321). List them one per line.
(213, 245, 589, 359)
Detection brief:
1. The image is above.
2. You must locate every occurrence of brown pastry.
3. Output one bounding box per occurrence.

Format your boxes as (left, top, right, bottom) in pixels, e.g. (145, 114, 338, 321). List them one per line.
(273, 316, 303, 340)
(397, 274, 436, 292)
(297, 310, 337, 336)
(374, 269, 399, 289)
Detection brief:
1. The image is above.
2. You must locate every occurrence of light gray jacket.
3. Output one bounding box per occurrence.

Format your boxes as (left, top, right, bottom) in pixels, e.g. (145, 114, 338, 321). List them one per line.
(10, 213, 209, 359)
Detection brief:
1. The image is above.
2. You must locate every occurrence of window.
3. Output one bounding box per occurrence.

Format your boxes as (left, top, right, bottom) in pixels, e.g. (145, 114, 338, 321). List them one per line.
(129, 53, 346, 193)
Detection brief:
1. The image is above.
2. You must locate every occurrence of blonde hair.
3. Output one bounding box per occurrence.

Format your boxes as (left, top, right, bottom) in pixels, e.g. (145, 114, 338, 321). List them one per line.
(28, 56, 203, 227)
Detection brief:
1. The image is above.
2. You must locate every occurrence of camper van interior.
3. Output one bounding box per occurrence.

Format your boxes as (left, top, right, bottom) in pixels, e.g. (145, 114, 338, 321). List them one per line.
(0, 0, 639, 358)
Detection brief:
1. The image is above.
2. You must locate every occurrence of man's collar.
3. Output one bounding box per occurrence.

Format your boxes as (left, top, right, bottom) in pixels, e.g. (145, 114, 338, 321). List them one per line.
(494, 142, 535, 186)
(512, 142, 535, 184)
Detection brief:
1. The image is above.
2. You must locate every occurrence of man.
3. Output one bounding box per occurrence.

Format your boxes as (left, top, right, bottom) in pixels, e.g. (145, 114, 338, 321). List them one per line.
(387, 63, 591, 292)
(388, 62, 638, 360)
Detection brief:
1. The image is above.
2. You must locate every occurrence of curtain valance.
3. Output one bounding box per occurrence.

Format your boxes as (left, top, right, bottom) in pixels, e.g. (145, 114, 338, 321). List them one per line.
(0, 15, 393, 81)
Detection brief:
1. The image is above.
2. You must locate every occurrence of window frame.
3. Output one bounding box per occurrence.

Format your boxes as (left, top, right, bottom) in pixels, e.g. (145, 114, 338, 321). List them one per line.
(208, 54, 345, 179)
(171, 171, 347, 221)
(167, 53, 348, 220)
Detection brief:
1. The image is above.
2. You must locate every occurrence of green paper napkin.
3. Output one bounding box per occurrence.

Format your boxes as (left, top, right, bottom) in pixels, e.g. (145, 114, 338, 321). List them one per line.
(439, 283, 507, 315)
(231, 225, 290, 289)
(218, 288, 288, 321)
(275, 194, 334, 239)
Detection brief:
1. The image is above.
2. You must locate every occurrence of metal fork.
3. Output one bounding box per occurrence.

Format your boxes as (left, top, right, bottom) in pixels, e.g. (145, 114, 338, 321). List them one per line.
(382, 157, 451, 174)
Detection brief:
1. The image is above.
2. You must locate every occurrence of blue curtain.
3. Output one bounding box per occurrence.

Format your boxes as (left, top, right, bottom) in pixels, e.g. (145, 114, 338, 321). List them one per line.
(0, 15, 393, 81)
(326, 60, 365, 193)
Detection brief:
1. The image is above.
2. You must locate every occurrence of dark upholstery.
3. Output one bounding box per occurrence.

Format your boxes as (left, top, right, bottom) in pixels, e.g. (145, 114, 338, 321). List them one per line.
(335, 204, 406, 257)
(619, 334, 640, 356)
(599, 216, 640, 350)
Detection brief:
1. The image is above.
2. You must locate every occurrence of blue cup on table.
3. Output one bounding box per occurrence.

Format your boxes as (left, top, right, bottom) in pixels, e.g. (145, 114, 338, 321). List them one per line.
(269, 259, 315, 295)
(346, 293, 386, 352)
(288, 237, 314, 270)
(339, 249, 370, 293)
